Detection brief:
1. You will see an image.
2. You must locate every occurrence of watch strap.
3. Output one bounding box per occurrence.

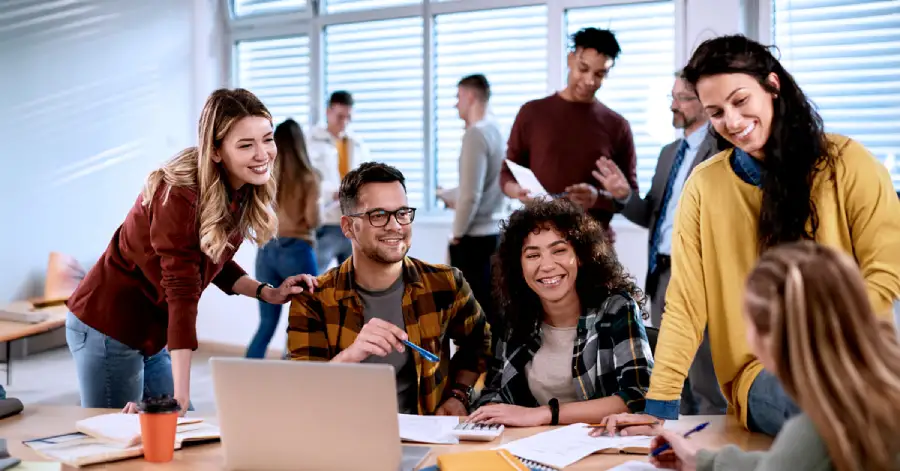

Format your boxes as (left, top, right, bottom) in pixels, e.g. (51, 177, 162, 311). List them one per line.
(549, 398, 560, 426)
(256, 282, 273, 301)
(449, 383, 472, 406)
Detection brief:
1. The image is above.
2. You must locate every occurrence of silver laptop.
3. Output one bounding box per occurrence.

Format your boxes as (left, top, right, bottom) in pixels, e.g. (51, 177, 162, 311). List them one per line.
(210, 358, 426, 471)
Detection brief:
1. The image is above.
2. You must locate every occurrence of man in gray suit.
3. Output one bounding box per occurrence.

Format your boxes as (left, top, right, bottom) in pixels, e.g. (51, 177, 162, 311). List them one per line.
(593, 71, 727, 415)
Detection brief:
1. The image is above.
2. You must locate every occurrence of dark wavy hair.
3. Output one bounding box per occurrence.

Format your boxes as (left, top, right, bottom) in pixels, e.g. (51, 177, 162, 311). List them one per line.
(493, 198, 644, 342)
(682, 35, 834, 253)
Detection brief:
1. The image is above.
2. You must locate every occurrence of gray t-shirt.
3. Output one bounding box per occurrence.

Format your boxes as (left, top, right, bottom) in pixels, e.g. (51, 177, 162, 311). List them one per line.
(357, 276, 418, 414)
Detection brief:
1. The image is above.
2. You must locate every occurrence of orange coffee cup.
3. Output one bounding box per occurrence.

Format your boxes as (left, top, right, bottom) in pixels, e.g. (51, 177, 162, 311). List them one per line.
(138, 396, 181, 463)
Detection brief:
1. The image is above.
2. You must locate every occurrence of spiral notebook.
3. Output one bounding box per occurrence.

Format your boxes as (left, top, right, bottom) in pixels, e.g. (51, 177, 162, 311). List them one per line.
(496, 423, 653, 469)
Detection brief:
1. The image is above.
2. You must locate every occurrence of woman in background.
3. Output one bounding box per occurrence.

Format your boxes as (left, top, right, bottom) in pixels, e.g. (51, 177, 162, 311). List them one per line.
(66, 89, 315, 414)
(246, 119, 321, 359)
(468, 198, 652, 426)
(648, 242, 900, 471)
(595, 34, 900, 436)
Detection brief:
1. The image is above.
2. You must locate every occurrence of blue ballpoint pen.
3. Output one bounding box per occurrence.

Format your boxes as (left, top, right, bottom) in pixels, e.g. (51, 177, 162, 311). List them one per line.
(649, 422, 710, 457)
(402, 339, 439, 363)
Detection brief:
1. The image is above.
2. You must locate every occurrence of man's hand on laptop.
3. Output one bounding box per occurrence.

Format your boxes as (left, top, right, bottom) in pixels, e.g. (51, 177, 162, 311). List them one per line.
(332, 318, 408, 363)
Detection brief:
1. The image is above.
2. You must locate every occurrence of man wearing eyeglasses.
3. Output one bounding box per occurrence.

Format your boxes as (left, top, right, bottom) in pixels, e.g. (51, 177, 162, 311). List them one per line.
(287, 162, 492, 417)
(594, 70, 726, 416)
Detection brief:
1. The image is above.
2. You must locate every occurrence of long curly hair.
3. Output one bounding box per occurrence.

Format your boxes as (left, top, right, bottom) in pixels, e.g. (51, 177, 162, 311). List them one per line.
(493, 198, 644, 342)
(745, 241, 900, 471)
(141, 88, 278, 263)
(682, 35, 834, 253)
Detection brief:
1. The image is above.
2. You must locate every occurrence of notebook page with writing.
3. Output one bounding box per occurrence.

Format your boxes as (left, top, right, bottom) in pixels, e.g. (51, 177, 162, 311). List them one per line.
(497, 423, 653, 469)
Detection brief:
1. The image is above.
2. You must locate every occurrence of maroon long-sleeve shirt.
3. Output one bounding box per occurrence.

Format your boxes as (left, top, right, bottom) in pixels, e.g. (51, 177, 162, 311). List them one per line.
(500, 93, 638, 226)
(67, 183, 248, 355)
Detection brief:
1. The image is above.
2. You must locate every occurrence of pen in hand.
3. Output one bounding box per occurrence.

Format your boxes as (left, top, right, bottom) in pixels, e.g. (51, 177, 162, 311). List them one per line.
(649, 422, 709, 457)
(401, 339, 439, 363)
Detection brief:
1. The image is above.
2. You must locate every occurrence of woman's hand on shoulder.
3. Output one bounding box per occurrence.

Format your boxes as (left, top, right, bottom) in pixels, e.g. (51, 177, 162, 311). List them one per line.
(465, 404, 550, 427)
(264, 274, 319, 304)
(589, 412, 664, 437)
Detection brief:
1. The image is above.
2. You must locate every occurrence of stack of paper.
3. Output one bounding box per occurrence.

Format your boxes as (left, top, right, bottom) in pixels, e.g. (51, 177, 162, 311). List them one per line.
(397, 414, 459, 445)
(24, 413, 220, 467)
(75, 412, 203, 447)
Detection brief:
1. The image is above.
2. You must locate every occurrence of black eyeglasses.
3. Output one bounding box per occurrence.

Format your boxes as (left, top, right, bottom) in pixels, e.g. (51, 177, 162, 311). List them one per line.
(669, 94, 699, 103)
(347, 207, 416, 227)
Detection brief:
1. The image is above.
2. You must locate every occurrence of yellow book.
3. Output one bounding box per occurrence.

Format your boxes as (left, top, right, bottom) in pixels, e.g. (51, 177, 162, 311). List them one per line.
(437, 449, 532, 471)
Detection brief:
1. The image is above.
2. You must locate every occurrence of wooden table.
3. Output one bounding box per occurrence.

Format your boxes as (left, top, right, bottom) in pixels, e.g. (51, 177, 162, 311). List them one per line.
(0, 305, 67, 385)
(0, 405, 772, 470)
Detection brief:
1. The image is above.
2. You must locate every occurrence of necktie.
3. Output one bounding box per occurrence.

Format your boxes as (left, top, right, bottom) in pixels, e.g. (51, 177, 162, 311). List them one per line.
(648, 139, 690, 275)
(337, 137, 350, 179)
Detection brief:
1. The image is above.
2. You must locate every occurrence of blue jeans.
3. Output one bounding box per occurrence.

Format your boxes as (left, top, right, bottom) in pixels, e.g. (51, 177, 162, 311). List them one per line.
(315, 225, 352, 274)
(246, 237, 318, 359)
(747, 368, 801, 436)
(65, 312, 178, 409)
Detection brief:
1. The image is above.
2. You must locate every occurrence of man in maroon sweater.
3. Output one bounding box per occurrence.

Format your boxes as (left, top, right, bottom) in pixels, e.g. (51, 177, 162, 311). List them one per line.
(501, 27, 638, 239)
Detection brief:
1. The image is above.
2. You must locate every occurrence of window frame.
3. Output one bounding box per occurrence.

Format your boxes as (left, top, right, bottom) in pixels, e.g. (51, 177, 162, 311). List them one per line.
(766, 0, 900, 189)
(227, 0, 688, 217)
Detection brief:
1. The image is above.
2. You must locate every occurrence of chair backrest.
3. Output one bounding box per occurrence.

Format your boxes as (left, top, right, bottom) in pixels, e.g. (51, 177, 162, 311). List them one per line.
(644, 326, 659, 356)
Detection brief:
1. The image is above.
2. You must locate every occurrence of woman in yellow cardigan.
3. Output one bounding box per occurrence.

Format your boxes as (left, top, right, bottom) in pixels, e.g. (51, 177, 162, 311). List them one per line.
(594, 34, 900, 437)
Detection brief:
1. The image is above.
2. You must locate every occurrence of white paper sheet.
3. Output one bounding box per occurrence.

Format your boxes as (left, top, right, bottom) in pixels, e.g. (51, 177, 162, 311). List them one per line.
(607, 461, 657, 470)
(397, 414, 459, 445)
(497, 423, 653, 469)
(505, 160, 548, 195)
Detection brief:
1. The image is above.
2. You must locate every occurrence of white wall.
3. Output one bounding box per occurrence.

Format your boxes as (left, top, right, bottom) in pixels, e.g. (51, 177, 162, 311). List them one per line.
(0, 0, 227, 301)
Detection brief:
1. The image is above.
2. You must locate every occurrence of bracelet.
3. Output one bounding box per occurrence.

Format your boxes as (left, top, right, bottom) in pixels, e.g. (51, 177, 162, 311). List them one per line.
(256, 282, 273, 302)
(549, 398, 560, 426)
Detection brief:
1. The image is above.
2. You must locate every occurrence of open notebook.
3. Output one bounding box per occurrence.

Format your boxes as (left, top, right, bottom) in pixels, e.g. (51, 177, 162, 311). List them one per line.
(496, 423, 653, 469)
(24, 414, 220, 467)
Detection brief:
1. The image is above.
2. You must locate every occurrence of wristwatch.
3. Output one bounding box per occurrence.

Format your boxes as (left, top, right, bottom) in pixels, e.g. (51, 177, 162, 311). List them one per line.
(449, 383, 473, 407)
(256, 282, 274, 302)
(549, 398, 560, 426)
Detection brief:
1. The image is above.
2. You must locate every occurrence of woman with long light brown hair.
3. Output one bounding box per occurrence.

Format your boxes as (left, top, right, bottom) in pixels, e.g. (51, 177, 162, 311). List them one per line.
(246, 119, 321, 358)
(648, 241, 900, 471)
(66, 89, 315, 414)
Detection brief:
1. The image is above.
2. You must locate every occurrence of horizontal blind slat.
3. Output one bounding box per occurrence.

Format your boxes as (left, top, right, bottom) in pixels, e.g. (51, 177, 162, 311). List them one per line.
(233, 0, 306, 17)
(324, 0, 421, 14)
(236, 36, 311, 127)
(775, 0, 900, 188)
(325, 17, 425, 208)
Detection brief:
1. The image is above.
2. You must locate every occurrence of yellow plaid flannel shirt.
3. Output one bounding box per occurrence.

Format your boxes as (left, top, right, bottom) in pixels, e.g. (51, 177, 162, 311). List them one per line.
(287, 256, 492, 414)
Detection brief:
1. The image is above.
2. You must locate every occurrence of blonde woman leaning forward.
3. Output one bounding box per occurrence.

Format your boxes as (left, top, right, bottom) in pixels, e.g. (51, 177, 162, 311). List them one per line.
(635, 242, 900, 471)
(65, 89, 315, 414)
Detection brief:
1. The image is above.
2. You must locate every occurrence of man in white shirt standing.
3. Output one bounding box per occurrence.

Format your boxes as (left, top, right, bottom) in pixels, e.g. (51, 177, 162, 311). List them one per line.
(308, 91, 369, 273)
(441, 74, 506, 348)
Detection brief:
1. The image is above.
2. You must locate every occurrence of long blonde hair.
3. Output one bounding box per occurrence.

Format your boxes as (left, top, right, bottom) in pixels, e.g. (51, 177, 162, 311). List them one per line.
(744, 241, 900, 471)
(141, 88, 278, 263)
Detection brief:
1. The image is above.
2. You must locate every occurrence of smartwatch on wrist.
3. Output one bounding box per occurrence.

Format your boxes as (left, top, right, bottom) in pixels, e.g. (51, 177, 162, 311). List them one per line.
(549, 398, 560, 426)
(256, 282, 274, 302)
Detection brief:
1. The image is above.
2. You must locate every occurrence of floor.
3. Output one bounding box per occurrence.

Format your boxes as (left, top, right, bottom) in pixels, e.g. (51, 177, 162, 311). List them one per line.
(4, 347, 227, 414)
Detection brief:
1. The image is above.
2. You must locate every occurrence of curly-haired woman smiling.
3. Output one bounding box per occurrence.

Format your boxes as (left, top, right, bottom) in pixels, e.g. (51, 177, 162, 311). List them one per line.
(467, 198, 652, 427)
